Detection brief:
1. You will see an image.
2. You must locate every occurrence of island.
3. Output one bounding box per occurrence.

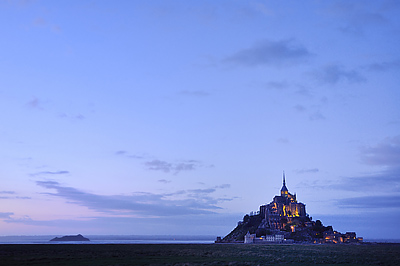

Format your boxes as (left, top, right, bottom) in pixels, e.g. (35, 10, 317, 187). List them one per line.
(217, 173, 363, 244)
(50, 234, 90, 242)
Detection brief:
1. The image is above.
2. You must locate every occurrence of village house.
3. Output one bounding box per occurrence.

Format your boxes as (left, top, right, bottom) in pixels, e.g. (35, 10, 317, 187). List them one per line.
(244, 232, 285, 244)
(323, 231, 363, 244)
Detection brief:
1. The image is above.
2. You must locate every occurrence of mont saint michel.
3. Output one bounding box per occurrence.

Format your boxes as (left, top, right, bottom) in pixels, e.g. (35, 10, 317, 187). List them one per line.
(219, 173, 363, 244)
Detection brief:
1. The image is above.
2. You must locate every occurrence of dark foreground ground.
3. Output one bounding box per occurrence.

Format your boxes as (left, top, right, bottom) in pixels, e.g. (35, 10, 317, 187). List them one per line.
(1, 243, 400, 266)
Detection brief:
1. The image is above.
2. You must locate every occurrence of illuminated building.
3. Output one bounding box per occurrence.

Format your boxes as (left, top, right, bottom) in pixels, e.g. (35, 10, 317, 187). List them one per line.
(220, 172, 363, 244)
(259, 172, 307, 230)
(323, 231, 343, 244)
(323, 231, 363, 244)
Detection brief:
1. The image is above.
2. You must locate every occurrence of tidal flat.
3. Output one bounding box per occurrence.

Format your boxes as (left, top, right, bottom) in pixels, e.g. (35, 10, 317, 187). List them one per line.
(1, 243, 399, 266)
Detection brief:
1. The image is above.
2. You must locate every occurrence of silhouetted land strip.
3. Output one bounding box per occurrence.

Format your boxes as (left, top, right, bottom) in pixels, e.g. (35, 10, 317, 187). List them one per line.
(50, 234, 90, 242)
(1, 243, 400, 265)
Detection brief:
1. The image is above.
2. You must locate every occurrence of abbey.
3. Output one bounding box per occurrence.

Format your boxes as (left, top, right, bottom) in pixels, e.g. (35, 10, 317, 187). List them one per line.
(259, 172, 307, 230)
(219, 172, 363, 243)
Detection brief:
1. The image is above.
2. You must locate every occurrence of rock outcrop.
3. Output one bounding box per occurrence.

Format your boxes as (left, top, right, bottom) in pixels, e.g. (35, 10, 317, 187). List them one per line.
(50, 234, 90, 242)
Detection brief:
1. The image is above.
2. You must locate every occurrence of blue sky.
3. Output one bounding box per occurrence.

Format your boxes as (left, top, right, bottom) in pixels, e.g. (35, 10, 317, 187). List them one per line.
(0, 0, 399, 239)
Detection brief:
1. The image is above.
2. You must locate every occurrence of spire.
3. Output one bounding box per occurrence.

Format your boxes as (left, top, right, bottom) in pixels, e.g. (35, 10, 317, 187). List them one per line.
(280, 171, 288, 196)
(283, 171, 286, 186)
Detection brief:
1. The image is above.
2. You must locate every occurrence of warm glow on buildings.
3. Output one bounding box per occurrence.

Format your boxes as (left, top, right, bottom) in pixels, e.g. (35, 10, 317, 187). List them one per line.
(259, 173, 306, 230)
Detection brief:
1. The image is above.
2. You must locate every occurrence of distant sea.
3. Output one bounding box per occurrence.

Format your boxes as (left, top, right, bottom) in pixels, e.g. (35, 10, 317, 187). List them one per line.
(0, 235, 216, 244)
(364, 239, 400, 243)
(0, 235, 399, 244)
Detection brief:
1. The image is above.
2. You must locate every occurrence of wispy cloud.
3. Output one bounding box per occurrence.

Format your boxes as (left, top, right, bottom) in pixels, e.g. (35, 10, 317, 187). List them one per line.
(115, 150, 147, 159)
(145, 159, 205, 175)
(145, 160, 173, 173)
(360, 135, 400, 167)
(277, 138, 289, 144)
(295, 87, 313, 98)
(365, 59, 400, 72)
(266, 81, 289, 90)
(326, 168, 400, 195)
(298, 137, 400, 194)
(36, 181, 232, 217)
(337, 195, 400, 209)
(0, 196, 30, 200)
(24, 97, 85, 120)
(223, 39, 312, 67)
(59, 113, 85, 120)
(0, 191, 31, 200)
(115, 151, 212, 175)
(293, 102, 326, 121)
(326, 2, 388, 36)
(25, 97, 43, 110)
(328, 136, 400, 193)
(115, 150, 128, 155)
(313, 64, 365, 84)
(0, 212, 14, 219)
(158, 179, 171, 184)
(338, 11, 387, 35)
(33, 17, 46, 26)
(32, 15, 61, 33)
(295, 168, 319, 174)
(0, 191, 15, 194)
(294, 104, 307, 113)
(30, 171, 70, 177)
(215, 184, 230, 189)
(309, 111, 326, 121)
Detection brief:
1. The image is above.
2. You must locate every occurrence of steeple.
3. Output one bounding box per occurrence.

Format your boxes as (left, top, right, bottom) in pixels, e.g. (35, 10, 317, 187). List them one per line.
(280, 171, 289, 197)
(283, 171, 286, 186)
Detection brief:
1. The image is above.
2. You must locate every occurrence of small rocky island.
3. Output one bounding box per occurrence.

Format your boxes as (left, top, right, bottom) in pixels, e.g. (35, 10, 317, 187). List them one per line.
(50, 234, 90, 242)
(217, 173, 363, 244)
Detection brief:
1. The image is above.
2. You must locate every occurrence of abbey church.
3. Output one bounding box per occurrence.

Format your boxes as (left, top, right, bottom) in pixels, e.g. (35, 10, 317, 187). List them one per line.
(259, 173, 307, 230)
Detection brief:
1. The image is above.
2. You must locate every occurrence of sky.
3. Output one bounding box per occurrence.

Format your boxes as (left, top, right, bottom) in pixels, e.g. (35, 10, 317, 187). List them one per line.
(0, 0, 399, 239)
